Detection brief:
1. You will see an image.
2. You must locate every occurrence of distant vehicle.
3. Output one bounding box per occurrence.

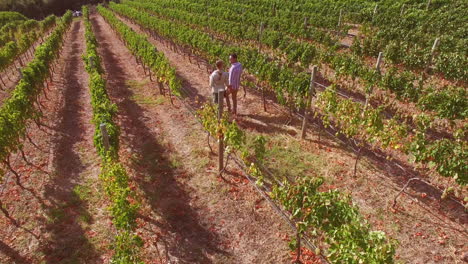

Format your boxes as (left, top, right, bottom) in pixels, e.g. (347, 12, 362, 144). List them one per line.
(73, 11, 82, 17)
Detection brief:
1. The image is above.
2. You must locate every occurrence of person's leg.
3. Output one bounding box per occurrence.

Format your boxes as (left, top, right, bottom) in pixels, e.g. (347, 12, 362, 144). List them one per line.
(225, 90, 232, 112)
(232, 89, 238, 116)
(213, 92, 218, 104)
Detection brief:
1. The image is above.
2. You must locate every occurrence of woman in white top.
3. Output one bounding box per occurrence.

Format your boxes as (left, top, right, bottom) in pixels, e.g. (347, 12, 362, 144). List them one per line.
(209, 60, 229, 107)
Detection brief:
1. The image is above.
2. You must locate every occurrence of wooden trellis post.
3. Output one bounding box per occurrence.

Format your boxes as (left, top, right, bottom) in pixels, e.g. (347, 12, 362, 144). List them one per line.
(364, 52, 383, 111)
(372, 4, 378, 21)
(338, 9, 343, 28)
(259, 80, 267, 112)
(301, 65, 318, 139)
(425, 38, 440, 73)
(100, 123, 110, 152)
(258, 22, 264, 52)
(375, 51, 383, 73)
(17, 68, 23, 79)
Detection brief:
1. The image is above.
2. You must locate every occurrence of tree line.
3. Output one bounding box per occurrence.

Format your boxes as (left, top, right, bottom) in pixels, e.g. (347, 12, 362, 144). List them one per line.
(0, 0, 105, 19)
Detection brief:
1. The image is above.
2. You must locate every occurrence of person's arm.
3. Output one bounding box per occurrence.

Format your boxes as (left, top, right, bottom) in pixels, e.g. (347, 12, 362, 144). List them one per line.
(209, 73, 214, 89)
(228, 66, 236, 90)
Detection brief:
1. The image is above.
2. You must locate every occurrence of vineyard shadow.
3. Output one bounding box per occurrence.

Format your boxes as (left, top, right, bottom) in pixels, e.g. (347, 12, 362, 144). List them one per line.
(92, 13, 229, 263)
(304, 110, 468, 224)
(41, 20, 97, 263)
(0, 240, 29, 263)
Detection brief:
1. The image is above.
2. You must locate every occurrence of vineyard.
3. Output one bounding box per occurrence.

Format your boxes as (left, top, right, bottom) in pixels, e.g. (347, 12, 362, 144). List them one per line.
(0, 0, 466, 263)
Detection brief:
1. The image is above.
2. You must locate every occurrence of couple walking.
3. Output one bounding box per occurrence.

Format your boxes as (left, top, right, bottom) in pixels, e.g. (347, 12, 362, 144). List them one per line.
(209, 53, 243, 117)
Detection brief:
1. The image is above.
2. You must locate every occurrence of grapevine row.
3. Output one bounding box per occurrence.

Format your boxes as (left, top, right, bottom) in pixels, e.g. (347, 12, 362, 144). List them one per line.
(96, 5, 180, 97)
(83, 6, 143, 263)
(0, 11, 72, 183)
(0, 16, 55, 47)
(351, 0, 467, 81)
(203, 0, 467, 82)
(127, 0, 466, 121)
(315, 87, 467, 184)
(0, 12, 27, 26)
(197, 104, 396, 263)
(110, 3, 467, 185)
(0, 15, 57, 88)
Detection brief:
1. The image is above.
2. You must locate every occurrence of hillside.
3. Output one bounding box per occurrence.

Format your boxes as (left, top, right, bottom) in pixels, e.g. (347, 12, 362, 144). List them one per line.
(0, 1, 466, 263)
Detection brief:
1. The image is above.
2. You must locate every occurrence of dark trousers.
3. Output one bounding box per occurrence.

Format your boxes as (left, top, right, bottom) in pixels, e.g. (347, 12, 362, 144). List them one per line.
(213, 92, 219, 104)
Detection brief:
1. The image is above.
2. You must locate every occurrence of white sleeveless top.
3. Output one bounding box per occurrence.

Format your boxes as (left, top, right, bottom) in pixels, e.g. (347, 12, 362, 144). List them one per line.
(209, 70, 229, 93)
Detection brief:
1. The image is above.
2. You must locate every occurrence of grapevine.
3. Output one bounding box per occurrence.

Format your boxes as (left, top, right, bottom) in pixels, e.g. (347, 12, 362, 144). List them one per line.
(197, 102, 396, 263)
(111, 2, 467, 185)
(83, 6, 143, 263)
(0, 11, 72, 183)
(97, 5, 181, 97)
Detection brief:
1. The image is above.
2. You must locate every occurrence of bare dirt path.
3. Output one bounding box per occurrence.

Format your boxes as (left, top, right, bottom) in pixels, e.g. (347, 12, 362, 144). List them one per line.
(40, 18, 112, 264)
(92, 12, 292, 263)
(0, 19, 112, 263)
(118, 14, 468, 264)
